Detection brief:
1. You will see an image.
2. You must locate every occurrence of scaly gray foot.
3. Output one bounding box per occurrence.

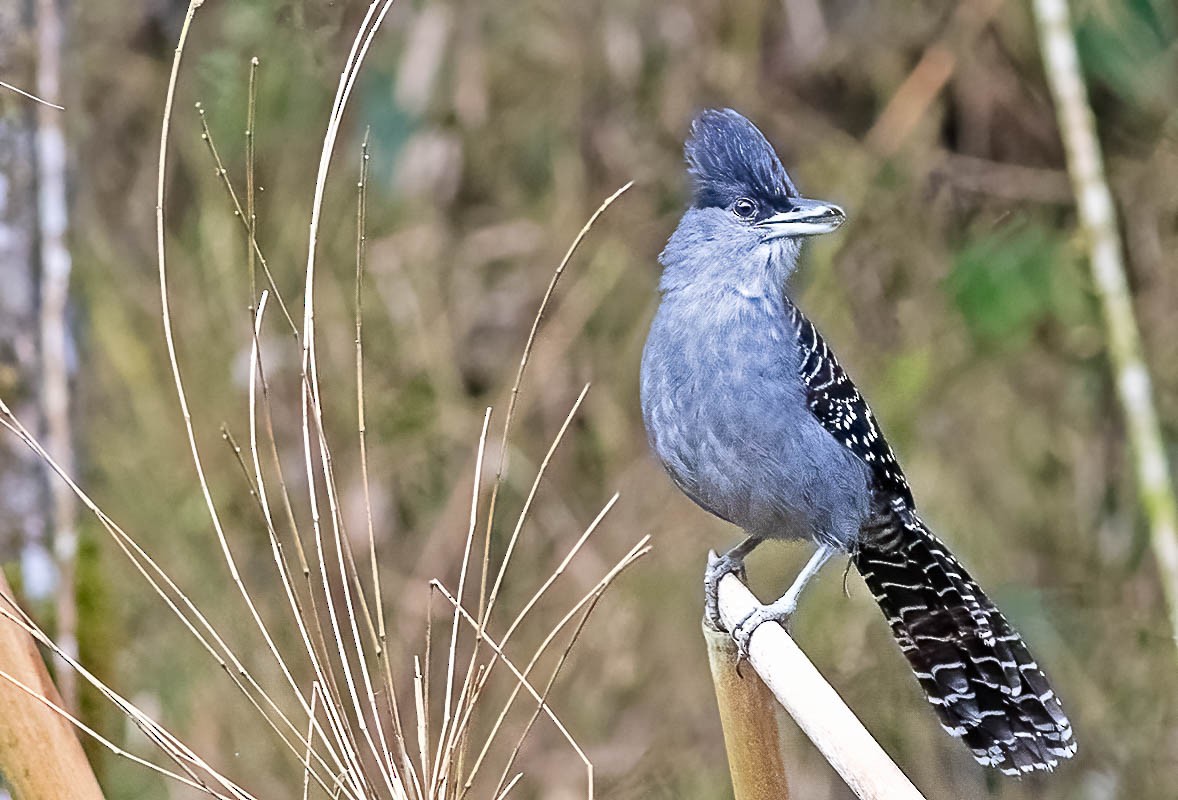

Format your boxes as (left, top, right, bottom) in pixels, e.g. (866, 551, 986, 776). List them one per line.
(731, 595, 798, 658)
(704, 548, 748, 631)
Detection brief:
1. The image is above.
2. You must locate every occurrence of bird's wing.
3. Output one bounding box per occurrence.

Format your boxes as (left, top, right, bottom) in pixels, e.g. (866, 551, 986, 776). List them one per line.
(786, 301, 915, 508)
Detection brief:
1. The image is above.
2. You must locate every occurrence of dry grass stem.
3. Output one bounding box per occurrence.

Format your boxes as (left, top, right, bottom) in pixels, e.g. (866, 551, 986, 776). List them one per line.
(0, 77, 64, 109)
(195, 101, 298, 335)
(0, 1, 640, 794)
(477, 181, 634, 618)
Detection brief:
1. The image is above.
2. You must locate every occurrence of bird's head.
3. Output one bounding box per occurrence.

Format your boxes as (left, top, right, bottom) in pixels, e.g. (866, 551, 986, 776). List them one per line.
(658, 109, 846, 295)
(685, 108, 845, 243)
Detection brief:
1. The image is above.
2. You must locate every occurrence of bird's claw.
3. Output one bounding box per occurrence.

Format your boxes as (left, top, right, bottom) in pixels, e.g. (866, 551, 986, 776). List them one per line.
(704, 549, 748, 632)
(731, 597, 798, 661)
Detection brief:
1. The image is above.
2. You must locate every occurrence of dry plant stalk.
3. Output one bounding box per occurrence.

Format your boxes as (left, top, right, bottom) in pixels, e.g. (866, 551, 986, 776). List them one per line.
(704, 625, 791, 800)
(0, 78, 63, 109)
(0, 0, 641, 797)
(711, 574, 927, 800)
(1032, 0, 1178, 647)
(0, 571, 102, 800)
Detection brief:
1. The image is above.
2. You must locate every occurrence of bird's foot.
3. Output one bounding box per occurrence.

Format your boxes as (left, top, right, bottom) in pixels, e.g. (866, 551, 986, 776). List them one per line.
(731, 595, 798, 659)
(704, 548, 748, 632)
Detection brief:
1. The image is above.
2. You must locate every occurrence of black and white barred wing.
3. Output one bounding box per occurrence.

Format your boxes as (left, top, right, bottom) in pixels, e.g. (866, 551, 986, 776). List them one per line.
(787, 302, 1076, 774)
(786, 302, 913, 505)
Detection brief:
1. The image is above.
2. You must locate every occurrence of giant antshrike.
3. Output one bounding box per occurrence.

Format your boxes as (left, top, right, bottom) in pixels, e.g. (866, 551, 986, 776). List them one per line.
(640, 108, 1076, 774)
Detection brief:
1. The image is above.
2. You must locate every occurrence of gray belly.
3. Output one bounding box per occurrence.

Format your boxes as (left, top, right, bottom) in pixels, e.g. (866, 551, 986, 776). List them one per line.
(640, 302, 870, 550)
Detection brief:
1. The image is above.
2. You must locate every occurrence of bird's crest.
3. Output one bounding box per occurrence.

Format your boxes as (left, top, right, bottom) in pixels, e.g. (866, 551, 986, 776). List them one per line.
(685, 109, 798, 208)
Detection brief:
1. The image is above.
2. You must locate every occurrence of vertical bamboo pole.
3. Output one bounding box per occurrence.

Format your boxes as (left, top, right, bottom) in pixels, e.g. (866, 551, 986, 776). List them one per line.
(705, 624, 791, 800)
(1032, 0, 1178, 647)
(0, 572, 103, 799)
(707, 573, 927, 800)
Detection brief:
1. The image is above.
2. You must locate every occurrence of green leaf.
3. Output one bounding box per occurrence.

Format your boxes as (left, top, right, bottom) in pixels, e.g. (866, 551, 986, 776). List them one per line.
(947, 223, 1061, 350)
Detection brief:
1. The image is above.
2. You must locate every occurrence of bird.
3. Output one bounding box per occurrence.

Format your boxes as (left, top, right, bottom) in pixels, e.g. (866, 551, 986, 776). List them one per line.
(639, 108, 1077, 776)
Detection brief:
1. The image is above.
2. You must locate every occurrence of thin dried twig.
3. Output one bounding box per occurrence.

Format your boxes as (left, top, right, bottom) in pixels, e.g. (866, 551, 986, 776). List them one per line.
(2, 2, 642, 796)
(455, 535, 652, 799)
(156, 1, 338, 765)
(0, 666, 224, 796)
(491, 573, 621, 800)
(434, 408, 493, 792)
(0, 593, 253, 799)
(481, 384, 591, 627)
(246, 56, 259, 310)
(296, 7, 399, 794)
(0, 572, 101, 799)
(0, 403, 353, 798)
(476, 181, 634, 619)
(0, 78, 63, 109)
(195, 101, 298, 335)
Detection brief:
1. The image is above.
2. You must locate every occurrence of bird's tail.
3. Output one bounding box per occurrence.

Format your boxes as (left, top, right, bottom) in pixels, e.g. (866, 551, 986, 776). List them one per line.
(852, 515, 1077, 775)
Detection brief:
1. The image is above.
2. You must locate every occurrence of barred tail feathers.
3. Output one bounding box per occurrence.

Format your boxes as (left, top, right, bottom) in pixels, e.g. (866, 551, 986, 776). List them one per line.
(853, 518, 1076, 775)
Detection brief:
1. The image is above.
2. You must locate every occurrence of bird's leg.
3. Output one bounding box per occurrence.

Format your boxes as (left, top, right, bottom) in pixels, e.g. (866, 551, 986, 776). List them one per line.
(704, 536, 762, 631)
(731, 544, 835, 657)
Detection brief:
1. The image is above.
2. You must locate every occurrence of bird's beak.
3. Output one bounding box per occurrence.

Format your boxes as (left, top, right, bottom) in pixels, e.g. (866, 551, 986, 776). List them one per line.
(757, 197, 846, 239)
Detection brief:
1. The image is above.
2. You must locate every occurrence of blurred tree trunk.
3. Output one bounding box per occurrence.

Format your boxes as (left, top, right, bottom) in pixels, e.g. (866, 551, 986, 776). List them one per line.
(34, 0, 79, 712)
(0, 0, 91, 790)
(1, 0, 79, 713)
(0, 0, 56, 602)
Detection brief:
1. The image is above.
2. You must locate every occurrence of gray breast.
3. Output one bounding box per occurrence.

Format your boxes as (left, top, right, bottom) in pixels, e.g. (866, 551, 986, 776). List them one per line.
(640, 289, 870, 550)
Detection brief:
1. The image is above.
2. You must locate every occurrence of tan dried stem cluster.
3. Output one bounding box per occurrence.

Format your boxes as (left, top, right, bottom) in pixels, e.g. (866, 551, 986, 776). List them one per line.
(0, 1, 640, 797)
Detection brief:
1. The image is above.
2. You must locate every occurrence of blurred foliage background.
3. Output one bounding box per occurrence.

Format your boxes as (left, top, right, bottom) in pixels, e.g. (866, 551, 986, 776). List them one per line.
(3, 0, 1178, 797)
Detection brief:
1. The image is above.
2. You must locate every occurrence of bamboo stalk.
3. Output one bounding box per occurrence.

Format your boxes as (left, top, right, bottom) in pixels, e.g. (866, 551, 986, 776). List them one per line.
(1032, 0, 1178, 647)
(0, 572, 103, 799)
(704, 625, 791, 800)
(709, 573, 927, 800)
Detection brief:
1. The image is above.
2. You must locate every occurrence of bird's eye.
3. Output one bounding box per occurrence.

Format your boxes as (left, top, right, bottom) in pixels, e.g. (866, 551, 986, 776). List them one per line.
(732, 198, 757, 219)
